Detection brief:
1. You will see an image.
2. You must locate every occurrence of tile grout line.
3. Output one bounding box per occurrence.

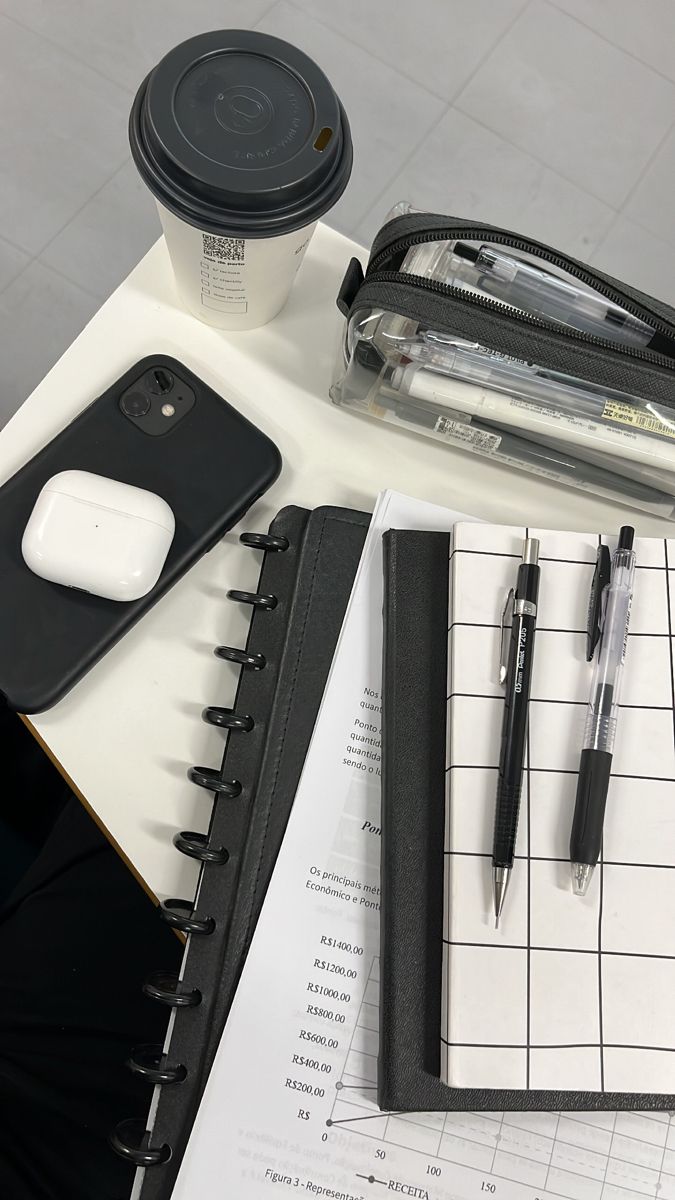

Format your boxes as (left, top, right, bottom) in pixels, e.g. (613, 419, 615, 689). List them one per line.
(271, 0, 530, 238)
(0, 249, 107, 305)
(0, 149, 132, 306)
(0, 9, 134, 97)
(39, 154, 131, 256)
(0, 247, 107, 306)
(0, 229, 33, 259)
(612, 115, 675, 249)
(258, 0, 449, 237)
(545, 0, 675, 90)
(585, 210, 622, 263)
(32, 260, 106, 304)
(621, 115, 675, 211)
(347, 101, 451, 235)
(613, 208, 675, 258)
(452, 0, 675, 217)
(451, 101, 622, 216)
(272, 0, 455, 105)
(0, 157, 130, 302)
(30, 157, 136, 300)
(260, 0, 281, 20)
(0, 248, 35, 301)
(348, 0, 530, 237)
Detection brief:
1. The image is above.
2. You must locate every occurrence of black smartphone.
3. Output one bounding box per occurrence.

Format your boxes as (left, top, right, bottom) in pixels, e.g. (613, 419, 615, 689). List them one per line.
(0, 355, 281, 712)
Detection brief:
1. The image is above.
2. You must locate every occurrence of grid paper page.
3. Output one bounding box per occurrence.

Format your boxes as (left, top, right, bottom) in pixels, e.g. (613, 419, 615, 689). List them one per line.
(443, 523, 675, 1094)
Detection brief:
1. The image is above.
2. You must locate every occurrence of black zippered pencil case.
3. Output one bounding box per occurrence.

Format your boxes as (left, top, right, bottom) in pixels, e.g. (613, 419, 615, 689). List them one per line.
(331, 209, 675, 517)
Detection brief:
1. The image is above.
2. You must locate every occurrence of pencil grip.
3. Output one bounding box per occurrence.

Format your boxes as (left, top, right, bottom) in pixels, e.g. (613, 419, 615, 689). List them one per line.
(570, 748, 612, 865)
(492, 779, 522, 867)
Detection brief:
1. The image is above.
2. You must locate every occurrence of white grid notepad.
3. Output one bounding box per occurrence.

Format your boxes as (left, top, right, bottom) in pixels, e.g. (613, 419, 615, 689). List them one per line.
(442, 522, 675, 1095)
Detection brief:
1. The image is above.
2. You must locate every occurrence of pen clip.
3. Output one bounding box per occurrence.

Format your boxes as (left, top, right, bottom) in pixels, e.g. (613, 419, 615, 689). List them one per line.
(499, 588, 514, 685)
(586, 544, 611, 662)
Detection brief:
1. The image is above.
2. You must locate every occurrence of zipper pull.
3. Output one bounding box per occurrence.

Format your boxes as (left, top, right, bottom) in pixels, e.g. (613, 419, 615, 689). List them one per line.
(337, 258, 365, 316)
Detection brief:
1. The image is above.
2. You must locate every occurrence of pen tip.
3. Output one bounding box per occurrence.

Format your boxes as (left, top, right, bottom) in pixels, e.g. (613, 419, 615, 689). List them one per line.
(571, 862, 594, 897)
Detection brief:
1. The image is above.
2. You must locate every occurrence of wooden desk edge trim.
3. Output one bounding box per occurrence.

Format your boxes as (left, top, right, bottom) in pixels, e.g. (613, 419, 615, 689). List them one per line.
(20, 713, 185, 943)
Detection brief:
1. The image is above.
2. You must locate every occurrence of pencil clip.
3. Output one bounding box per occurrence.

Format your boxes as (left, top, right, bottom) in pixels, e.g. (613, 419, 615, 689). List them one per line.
(499, 588, 514, 685)
(586, 544, 611, 662)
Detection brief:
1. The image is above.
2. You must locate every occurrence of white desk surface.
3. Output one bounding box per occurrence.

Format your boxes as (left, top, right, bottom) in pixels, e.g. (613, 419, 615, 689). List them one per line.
(1, 223, 671, 902)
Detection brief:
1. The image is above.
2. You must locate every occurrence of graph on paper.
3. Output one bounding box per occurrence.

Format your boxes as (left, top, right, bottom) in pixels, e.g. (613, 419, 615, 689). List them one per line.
(328, 957, 675, 1200)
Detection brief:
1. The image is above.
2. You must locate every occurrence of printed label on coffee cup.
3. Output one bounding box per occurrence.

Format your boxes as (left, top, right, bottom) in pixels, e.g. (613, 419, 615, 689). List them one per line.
(201, 234, 248, 312)
(156, 203, 318, 330)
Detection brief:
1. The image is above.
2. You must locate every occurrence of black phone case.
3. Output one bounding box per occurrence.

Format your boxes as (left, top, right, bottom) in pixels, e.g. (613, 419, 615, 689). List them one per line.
(0, 355, 281, 713)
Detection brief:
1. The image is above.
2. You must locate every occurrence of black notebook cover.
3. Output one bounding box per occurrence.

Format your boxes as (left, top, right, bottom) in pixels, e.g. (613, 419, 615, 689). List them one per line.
(135, 504, 370, 1199)
(380, 528, 673, 1114)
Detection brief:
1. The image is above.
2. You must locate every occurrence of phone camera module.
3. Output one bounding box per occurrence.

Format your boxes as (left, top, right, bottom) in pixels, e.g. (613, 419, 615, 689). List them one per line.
(145, 368, 174, 395)
(120, 391, 151, 418)
(120, 366, 195, 435)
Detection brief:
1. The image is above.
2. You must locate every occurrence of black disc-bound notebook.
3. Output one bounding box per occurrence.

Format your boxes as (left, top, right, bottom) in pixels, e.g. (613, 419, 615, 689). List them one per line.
(111, 504, 370, 1199)
(380, 527, 675, 1114)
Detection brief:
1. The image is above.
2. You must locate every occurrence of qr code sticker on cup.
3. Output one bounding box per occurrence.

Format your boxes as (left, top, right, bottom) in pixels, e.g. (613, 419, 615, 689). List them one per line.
(202, 234, 245, 263)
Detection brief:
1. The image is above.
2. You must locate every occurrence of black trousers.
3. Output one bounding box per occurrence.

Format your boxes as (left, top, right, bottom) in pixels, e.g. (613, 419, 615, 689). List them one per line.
(0, 707, 182, 1199)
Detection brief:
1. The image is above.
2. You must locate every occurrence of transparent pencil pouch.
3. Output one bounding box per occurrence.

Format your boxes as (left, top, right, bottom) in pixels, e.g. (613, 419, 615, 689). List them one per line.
(331, 207, 675, 517)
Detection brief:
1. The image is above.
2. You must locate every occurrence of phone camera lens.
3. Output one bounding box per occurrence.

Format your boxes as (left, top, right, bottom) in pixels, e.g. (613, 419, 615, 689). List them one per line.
(145, 368, 174, 395)
(120, 391, 151, 418)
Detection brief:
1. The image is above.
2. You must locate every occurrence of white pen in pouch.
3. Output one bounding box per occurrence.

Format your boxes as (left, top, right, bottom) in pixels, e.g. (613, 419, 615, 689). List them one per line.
(392, 358, 675, 475)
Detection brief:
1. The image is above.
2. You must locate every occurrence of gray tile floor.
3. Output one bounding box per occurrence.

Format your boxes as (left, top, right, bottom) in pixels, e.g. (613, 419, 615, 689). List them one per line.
(1, 0, 675, 425)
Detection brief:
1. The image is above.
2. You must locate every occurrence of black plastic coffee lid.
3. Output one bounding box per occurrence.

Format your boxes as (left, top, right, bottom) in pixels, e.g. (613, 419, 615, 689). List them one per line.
(130, 29, 352, 239)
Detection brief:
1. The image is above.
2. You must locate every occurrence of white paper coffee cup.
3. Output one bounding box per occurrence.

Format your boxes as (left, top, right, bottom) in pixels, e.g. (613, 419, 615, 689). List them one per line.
(130, 30, 352, 331)
(157, 203, 317, 330)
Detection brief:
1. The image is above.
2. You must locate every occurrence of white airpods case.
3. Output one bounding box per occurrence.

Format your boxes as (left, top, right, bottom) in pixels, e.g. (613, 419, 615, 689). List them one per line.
(22, 470, 175, 601)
